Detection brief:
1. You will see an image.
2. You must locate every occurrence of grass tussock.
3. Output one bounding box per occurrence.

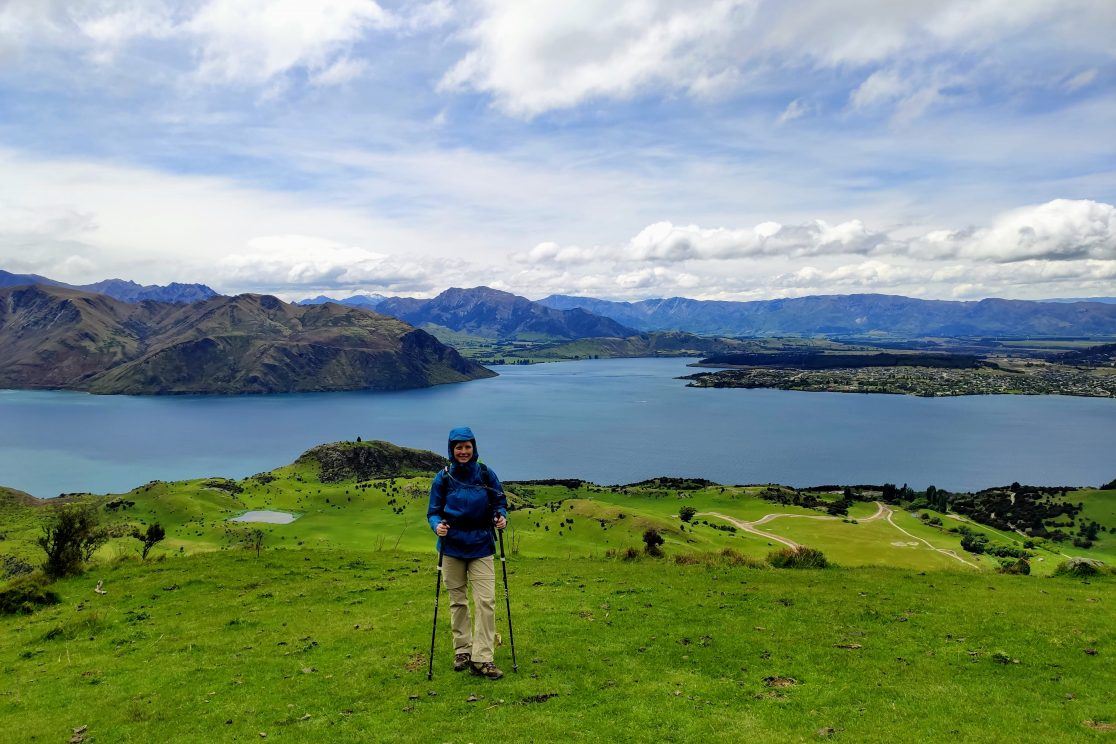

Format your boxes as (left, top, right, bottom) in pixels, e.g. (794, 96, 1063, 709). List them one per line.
(0, 573, 61, 615)
(673, 547, 766, 568)
(767, 546, 830, 569)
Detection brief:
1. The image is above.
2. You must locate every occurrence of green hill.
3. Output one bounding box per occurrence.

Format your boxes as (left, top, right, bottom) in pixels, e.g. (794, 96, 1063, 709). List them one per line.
(0, 286, 494, 394)
(2, 441, 1114, 740)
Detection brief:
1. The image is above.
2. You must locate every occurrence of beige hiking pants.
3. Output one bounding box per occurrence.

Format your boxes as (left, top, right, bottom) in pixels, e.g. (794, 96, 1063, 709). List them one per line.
(442, 554, 496, 663)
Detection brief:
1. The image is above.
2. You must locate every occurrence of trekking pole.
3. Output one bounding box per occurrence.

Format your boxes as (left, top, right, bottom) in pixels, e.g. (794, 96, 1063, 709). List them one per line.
(427, 544, 445, 681)
(495, 527, 518, 673)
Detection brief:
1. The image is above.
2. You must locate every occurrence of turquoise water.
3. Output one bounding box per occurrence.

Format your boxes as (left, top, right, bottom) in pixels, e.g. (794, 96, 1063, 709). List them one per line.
(1, 358, 1113, 497)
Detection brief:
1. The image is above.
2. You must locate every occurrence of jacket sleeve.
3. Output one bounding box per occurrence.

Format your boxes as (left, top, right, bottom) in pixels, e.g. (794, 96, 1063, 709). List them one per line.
(427, 472, 446, 532)
(487, 467, 508, 519)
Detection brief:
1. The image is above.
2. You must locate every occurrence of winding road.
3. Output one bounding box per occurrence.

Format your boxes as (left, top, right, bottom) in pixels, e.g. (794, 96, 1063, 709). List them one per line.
(698, 501, 980, 569)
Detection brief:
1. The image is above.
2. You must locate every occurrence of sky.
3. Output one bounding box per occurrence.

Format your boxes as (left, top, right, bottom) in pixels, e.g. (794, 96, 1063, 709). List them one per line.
(1, 0, 1115, 302)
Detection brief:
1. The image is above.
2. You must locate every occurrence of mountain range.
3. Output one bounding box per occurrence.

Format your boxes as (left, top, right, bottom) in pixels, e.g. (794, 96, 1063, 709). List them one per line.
(7, 266, 1116, 340)
(539, 293, 1116, 338)
(376, 286, 637, 340)
(297, 293, 388, 309)
(0, 285, 492, 394)
(0, 270, 218, 304)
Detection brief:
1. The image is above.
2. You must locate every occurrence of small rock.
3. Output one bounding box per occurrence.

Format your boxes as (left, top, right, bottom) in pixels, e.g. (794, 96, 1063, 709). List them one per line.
(408, 694, 419, 700)
(467, 694, 479, 703)
(1084, 648, 1098, 656)
(817, 727, 835, 738)
(72, 727, 88, 735)
(259, 734, 267, 739)
(427, 691, 437, 697)
(835, 643, 862, 649)
(299, 714, 311, 721)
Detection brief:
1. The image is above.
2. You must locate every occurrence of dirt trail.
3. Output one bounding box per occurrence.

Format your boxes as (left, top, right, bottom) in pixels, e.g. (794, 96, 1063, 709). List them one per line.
(700, 502, 981, 569)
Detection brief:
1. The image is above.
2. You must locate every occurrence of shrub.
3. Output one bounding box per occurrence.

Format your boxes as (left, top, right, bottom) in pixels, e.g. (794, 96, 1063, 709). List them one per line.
(679, 506, 697, 523)
(37, 503, 107, 579)
(767, 546, 829, 569)
(997, 558, 1031, 575)
(960, 533, 989, 554)
(0, 573, 61, 615)
(621, 546, 641, 561)
(642, 528, 665, 557)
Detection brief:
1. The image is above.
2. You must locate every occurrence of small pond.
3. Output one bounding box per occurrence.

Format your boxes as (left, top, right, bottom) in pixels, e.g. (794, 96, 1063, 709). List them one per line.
(227, 510, 300, 524)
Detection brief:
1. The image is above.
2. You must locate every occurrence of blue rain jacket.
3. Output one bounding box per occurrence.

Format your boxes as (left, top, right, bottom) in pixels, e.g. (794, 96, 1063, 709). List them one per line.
(427, 426, 508, 559)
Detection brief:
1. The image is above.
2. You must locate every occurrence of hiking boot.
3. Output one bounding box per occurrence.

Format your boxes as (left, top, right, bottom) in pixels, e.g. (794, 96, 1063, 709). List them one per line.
(470, 661, 504, 679)
(453, 653, 471, 672)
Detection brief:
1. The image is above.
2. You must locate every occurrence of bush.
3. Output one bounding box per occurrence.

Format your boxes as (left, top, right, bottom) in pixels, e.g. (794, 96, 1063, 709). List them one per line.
(997, 558, 1031, 575)
(642, 528, 665, 557)
(1052, 558, 1106, 578)
(679, 506, 697, 523)
(0, 573, 61, 615)
(37, 504, 107, 579)
(960, 533, 989, 554)
(767, 546, 829, 569)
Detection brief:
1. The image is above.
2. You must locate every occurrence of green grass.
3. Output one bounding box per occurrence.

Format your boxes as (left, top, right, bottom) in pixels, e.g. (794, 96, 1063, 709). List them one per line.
(4, 445, 1116, 740)
(1, 549, 1113, 742)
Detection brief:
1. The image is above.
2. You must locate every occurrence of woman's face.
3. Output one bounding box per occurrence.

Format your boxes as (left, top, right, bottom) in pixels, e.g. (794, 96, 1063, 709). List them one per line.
(453, 441, 474, 464)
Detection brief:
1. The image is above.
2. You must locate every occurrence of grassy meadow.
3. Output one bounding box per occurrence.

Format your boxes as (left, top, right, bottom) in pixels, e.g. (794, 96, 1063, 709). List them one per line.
(1, 440, 1114, 742)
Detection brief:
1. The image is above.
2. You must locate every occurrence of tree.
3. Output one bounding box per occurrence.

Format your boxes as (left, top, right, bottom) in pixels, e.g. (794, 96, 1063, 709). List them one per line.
(131, 523, 166, 560)
(642, 528, 664, 557)
(37, 504, 108, 579)
(679, 506, 697, 523)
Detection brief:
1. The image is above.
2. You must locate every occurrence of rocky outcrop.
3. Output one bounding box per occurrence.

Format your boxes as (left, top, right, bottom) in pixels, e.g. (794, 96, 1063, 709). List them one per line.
(296, 440, 448, 482)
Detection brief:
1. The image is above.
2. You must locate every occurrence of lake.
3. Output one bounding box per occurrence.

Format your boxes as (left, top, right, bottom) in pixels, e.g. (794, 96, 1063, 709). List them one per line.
(1, 357, 1114, 498)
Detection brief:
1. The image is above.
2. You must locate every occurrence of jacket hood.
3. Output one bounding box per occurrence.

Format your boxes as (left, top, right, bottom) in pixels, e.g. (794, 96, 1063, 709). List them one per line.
(447, 426, 478, 463)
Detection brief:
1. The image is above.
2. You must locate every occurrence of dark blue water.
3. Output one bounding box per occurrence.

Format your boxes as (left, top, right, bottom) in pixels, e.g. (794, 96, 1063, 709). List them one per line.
(1, 358, 1113, 497)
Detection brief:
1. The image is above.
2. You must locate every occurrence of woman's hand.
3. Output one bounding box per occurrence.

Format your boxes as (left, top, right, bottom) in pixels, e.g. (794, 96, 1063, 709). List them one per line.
(494, 515, 507, 530)
(435, 521, 450, 537)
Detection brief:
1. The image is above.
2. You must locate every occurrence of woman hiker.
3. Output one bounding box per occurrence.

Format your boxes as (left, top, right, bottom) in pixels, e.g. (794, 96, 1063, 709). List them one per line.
(427, 426, 508, 679)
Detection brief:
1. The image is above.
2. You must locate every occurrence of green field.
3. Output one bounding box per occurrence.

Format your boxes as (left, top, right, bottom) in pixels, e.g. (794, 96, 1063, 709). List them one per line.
(2, 441, 1115, 741)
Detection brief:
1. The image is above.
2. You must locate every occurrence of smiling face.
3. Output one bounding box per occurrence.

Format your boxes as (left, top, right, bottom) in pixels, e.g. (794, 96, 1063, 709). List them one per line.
(452, 441, 474, 464)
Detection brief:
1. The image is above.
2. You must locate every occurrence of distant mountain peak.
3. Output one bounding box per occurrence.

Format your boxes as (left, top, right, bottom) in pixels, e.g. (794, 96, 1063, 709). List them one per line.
(377, 286, 637, 340)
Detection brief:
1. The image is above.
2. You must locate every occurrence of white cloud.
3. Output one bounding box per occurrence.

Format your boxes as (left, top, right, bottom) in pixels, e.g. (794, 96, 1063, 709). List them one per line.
(310, 56, 368, 86)
(623, 218, 888, 262)
(440, 0, 750, 117)
(217, 235, 445, 290)
(1063, 68, 1099, 92)
(775, 260, 929, 289)
(441, 0, 1116, 117)
(512, 241, 598, 265)
(913, 199, 1116, 262)
(776, 98, 811, 125)
(187, 0, 394, 86)
(0, 147, 474, 291)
